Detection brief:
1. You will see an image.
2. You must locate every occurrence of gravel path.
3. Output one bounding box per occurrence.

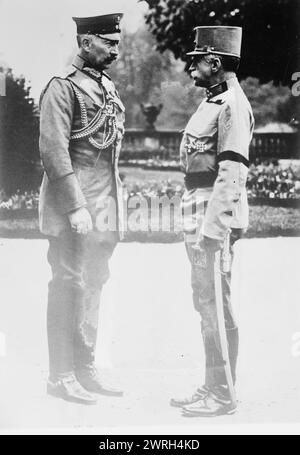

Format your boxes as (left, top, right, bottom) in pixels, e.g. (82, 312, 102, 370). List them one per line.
(0, 238, 299, 432)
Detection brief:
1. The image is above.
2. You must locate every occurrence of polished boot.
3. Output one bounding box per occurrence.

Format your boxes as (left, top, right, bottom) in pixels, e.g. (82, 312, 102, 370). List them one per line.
(73, 285, 123, 396)
(182, 386, 237, 417)
(170, 386, 209, 408)
(47, 234, 86, 381)
(47, 374, 97, 405)
(47, 281, 78, 380)
(76, 364, 123, 397)
(73, 287, 100, 370)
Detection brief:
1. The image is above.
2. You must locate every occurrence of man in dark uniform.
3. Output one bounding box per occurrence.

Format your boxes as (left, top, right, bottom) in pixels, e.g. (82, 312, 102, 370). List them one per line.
(170, 26, 254, 416)
(39, 13, 125, 404)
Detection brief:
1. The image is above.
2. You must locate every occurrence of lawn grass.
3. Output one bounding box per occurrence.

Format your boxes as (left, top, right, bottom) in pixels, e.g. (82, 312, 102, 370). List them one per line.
(246, 206, 299, 237)
(0, 205, 298, 241)
(1, 166, 299, 240)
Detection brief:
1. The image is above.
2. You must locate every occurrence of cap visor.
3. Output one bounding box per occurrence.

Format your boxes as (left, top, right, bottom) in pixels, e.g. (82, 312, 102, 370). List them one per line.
(97, 33, 121, 41)
(186, 50, 240, 57)
(186, 50, 208, 56)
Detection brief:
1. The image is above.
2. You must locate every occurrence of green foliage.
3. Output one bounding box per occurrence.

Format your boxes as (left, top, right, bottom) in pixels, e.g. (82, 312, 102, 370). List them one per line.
(109, 28, 172, 127)
(109, 26, 295, 129)
(0, 68, 40, 194)
(143, 0, 299, 84)
(156, 69, 204, 128)
(241, 77, 295, 125)
(109, 27, 203, 128)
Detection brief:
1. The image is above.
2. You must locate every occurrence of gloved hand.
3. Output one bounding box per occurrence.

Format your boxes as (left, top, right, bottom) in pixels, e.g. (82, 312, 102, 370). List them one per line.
(68, 207, 93, 235)
(191, 235, 221, 266)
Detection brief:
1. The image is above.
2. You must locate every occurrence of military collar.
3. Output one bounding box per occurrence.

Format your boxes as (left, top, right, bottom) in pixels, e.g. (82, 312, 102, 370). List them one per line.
(206, 80, 228, 100)
(68, 57, 104, 107)
(72, 54, 87, 71)
(72, 54, 103, 83)
(71, 55, 113, 82)
(205, 76, 238, 104)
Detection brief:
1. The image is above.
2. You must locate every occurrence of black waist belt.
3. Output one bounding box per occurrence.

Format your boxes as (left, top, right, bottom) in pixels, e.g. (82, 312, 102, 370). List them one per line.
(184, 171, 217, 190)
(185, 151, 249, 190)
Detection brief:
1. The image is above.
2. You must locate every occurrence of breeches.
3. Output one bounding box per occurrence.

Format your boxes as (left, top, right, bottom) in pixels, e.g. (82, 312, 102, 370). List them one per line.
(47, 231, 116, 380)
(185, 240, 238, 388)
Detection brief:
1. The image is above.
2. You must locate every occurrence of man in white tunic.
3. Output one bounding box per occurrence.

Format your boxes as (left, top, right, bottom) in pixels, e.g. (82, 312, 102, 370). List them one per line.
(170, 26, 254, 417)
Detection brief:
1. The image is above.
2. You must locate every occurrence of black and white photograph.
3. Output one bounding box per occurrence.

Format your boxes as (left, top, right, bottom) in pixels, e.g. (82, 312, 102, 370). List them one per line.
(0, 0, 299, 436)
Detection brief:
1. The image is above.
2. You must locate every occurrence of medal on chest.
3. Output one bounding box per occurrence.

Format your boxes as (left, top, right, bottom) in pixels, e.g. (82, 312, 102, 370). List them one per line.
(185, 134, 207, 155)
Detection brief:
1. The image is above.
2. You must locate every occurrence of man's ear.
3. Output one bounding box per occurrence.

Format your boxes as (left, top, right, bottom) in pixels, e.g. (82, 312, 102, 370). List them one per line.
(81, 35, 92, 53)
(211, 57, 222, 73)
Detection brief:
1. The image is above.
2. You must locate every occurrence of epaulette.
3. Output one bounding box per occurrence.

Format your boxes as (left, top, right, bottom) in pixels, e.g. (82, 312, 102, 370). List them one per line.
(47, 64, 77, 82)
(39, 66, 77, 107)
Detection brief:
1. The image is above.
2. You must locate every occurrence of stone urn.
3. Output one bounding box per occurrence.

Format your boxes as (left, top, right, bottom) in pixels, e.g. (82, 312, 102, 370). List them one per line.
(140, 103, 163, 130)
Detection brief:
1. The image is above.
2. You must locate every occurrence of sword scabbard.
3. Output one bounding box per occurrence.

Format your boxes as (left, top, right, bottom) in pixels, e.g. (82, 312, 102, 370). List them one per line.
(214, 247, 237, 407)
(221, 228, 232, 273)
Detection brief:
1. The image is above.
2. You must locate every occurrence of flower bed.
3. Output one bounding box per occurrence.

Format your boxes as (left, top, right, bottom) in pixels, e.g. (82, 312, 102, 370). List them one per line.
(1, 162, 299, 214)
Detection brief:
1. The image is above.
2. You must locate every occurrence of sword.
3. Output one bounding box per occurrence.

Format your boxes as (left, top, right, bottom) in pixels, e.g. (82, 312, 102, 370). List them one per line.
(214, 229, 237, 407)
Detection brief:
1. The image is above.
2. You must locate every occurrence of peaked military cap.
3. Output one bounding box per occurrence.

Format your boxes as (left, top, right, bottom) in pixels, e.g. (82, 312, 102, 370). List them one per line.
(72, 13, 123, 35)
(187, 26, 242, 58)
